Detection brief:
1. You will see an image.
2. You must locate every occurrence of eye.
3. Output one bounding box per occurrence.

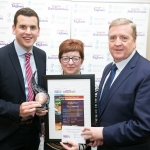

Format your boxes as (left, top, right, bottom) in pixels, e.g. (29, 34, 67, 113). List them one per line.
(63, 57, 69, 61)
(20, 25, 26, 30)
(121, 36, 128, 41)
(30, 26, 36, 30)
(61, 57, 69, 62)
(109, 36, 116, 41)
(72, 57, 80, 62)
(73, 57, 79, 61)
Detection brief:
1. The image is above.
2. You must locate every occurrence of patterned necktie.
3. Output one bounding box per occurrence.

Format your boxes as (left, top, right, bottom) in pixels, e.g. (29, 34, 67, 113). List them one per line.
(99, 64, 117, 113)
(25, 53, 34, 102)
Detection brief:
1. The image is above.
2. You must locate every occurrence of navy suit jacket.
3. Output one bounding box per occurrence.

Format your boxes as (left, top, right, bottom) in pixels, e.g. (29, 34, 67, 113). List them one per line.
(0, 42, 46, 142)
(97, 51, 150, 150)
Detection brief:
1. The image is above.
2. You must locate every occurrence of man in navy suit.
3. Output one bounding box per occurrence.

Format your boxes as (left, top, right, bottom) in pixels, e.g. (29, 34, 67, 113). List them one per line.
(81, 18, 150, 150)
(0, 8, 47, 150)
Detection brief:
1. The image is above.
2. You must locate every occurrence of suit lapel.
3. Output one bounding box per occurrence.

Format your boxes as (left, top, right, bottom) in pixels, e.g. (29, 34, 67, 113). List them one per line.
(99, 52, 140, 116)
(98, 63, 113, 97)
(8, 42, 25, 92)
(97, 63, 112, 116)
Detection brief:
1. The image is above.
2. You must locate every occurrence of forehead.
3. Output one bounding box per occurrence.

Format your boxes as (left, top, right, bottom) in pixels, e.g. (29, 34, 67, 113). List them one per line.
(16, 15, 38, 26)
(62, 51, 80, 56)
(109, 24, 133, 36)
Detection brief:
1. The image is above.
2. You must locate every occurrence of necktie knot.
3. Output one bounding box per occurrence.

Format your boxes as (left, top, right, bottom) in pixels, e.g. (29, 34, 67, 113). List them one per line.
(25, 53, 31, 61)
(111, 64, 117, 72)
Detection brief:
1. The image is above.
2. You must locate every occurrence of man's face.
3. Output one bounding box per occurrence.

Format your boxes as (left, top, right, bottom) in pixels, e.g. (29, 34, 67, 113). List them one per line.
(108, 24, 136, 63)
(12, 15, 40, 51)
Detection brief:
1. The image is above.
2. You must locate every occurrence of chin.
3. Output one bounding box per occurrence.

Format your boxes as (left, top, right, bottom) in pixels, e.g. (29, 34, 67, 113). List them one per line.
(64, 71, 74, 75)
(67, 72, 74, 75)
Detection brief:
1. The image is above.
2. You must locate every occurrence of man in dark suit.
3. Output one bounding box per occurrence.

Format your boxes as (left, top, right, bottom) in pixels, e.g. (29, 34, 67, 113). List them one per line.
(81, 18, 150, 150)
(0, 8, 47, 150)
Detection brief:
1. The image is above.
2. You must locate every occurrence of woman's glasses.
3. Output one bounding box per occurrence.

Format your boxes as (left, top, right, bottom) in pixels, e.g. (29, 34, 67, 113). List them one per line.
(61, 56, 81, 63)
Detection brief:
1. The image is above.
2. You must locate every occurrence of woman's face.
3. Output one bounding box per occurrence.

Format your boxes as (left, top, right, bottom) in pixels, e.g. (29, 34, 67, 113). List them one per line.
(60, 51, 83, 75)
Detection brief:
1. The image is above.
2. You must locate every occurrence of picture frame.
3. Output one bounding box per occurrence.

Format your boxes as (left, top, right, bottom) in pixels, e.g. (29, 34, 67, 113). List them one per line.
(44, 74, 95, 143)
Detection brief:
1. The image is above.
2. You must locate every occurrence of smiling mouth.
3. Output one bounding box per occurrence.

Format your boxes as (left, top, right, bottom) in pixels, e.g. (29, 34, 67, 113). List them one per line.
(67, 67, 74, 69)
(24, 37, 32, 40)
(114, 49, 123, 51)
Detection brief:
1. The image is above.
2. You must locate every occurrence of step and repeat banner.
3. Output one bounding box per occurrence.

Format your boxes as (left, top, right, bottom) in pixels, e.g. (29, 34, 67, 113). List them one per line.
(0, 0, 149, 84)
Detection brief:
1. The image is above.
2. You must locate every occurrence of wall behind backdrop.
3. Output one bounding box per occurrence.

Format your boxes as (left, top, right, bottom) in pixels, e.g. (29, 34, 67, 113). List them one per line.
(0, 0, 149, 85)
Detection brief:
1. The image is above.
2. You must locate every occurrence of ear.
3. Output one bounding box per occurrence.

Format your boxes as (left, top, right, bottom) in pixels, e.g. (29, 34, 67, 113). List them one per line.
(38, 27, 40, 37)
(133, 38, 136, 49)
(12, 25, 16, 35)
(134, 38, 136, 43)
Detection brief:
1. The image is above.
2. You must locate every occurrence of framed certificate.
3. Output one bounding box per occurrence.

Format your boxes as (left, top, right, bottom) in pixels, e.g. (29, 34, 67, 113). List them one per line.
(44, 74, 95, 143)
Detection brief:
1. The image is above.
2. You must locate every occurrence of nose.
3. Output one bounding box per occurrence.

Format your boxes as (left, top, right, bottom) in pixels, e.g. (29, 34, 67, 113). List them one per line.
(68, 58, 74, 64)
(115, 38, 121, 46)
(25, 27, 31, 34)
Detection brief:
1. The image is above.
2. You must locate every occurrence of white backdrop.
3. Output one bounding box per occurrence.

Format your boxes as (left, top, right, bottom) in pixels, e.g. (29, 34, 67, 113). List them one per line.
(0, 0, 149, 85)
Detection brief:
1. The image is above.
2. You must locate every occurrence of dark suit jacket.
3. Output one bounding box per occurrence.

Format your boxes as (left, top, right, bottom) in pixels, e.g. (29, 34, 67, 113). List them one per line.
(0, 41, 46, 142)
(97, 51, 150, 150)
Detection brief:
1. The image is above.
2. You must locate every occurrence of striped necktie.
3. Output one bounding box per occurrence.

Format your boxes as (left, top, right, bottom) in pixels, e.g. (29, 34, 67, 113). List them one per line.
(25, 53, 34, 102)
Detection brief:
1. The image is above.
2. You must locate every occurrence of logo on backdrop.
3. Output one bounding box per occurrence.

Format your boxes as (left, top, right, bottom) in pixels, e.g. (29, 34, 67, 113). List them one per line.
(0, 41, 8, 46)
(50, 15, 69, 25)
(108, 5, 125, 14)
(56, 30, 68, 35)
(73, 3, 90, 13)
(48, 55, 58, 59)
(127, 7, 147, 13)
(80, 65, 84, 71)
(95, 40, 99, 49)
(93, 6, 105, 12)
(12, 2, 24, 8)
(39, 17, 48, 22)
(7, 13, 12, 22)
(0, 1, 9, 10)
(93, 31, 108, 36)
(88, 64, 103, 73)
(84, 42, 93, 48)
(137, 32, 145, 37)
(63, 135, 70, 138)
(48, 5, 68, 11)
(74, 18, 85, 24)
(35, 41, 48, 47)
(0, 15, 3, 20)
(50, 64, 54, 68)
(92, 54, 104, 60)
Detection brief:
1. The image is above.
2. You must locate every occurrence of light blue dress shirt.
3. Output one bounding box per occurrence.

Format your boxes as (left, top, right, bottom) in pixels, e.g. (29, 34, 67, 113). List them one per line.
(14, 40, 38, 101)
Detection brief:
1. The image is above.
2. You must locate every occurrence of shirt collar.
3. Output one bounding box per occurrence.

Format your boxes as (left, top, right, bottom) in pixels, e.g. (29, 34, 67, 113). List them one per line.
(114, 50, 136, 72)
(14, 40, 33, 56)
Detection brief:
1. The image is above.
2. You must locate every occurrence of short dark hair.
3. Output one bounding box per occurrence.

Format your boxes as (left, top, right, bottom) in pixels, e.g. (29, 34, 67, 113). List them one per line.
(58, 39, 84, 62)
(14, 7, 39, 27)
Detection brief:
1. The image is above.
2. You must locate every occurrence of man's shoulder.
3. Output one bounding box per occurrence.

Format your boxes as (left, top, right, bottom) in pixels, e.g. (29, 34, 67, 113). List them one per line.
(33, 45, 44, 52)
(104, 62, 112, 70)
(33, 46, 46, 55)
(136, 52, 150, 66)
(0, 42, 14, 54)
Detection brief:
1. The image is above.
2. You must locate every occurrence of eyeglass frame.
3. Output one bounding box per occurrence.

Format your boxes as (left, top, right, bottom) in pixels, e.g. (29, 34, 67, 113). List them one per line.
(61, 56, 81, 63)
